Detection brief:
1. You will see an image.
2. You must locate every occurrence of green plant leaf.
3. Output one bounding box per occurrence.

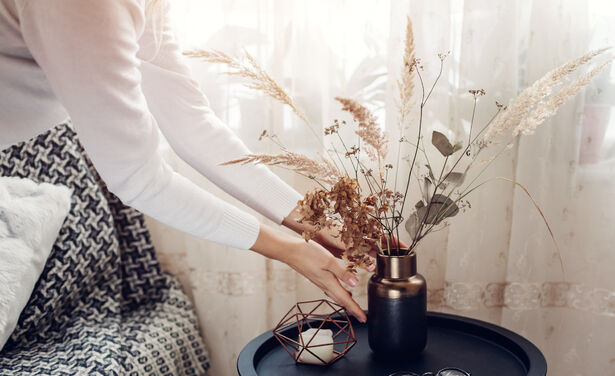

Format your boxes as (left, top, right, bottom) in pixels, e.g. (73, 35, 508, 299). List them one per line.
(404, 212, 421, 239)
(443, 172, 465, 187)
(432, 130, 464, 156)
(432, 130, 455, 156)
(418, 193, 459, 224)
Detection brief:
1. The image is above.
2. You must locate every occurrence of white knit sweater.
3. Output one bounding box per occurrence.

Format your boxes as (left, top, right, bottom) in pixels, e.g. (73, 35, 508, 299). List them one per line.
(0, 0, 302, 249)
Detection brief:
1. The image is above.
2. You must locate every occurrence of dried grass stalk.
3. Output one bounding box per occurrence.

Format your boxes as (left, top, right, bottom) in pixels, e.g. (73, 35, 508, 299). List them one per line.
(397, 16, 416, 130)
(221, 151, 341, 185)
(335, 97, 388, 160)
(483, 47, 610, 142)
(185, 49, 308, 123)
(514, 58, 614, 135)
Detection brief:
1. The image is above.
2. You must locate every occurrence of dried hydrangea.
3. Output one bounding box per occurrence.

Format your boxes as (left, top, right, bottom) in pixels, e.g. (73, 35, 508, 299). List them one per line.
(297, 177, 380, 271)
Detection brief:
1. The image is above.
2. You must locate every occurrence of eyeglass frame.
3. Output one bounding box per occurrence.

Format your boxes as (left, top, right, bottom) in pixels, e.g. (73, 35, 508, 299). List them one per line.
(388, 367, 471, 376)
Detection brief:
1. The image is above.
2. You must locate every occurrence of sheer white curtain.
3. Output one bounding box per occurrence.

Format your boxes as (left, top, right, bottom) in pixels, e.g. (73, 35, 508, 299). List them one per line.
(145, 1, 615, 375)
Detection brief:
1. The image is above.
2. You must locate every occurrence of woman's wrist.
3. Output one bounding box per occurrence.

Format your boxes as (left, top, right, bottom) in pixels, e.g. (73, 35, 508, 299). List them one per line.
(250, 223, 302, 264)
(281, 205, 305, 235)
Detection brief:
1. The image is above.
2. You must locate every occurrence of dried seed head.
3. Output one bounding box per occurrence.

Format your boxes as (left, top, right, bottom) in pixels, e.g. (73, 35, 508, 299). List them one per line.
(222, 151, 341, 185)
(469, 89, 486, 97)
(335, 97, 388, 161)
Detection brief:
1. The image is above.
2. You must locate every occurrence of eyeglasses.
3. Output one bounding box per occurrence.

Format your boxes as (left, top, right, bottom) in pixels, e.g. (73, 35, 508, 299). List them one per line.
(389, 367, 471, 376)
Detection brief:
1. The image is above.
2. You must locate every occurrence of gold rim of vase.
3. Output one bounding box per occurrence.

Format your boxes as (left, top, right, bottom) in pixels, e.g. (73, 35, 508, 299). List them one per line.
(375, 251, 417, 280)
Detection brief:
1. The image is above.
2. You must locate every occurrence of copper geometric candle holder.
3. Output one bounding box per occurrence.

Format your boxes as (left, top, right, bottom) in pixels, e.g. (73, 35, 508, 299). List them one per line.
(272, 299, 357, 366)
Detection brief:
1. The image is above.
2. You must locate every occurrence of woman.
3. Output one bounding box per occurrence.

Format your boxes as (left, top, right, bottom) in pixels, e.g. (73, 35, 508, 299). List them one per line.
(0, 0, 367, 323)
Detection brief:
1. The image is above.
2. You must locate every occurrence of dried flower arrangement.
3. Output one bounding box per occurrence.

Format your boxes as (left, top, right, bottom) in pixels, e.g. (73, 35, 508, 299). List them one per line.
(186, 18, 612, 272)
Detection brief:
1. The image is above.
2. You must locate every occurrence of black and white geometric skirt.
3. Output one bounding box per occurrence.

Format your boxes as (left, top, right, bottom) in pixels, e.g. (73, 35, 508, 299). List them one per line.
(0, 123, 210, 375)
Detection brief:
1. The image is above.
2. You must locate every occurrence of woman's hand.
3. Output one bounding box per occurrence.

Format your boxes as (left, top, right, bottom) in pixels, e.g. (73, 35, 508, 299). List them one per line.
(282, 205, 344, 254)
(378, 236, 409, 255)
(251, 224, 367, 323)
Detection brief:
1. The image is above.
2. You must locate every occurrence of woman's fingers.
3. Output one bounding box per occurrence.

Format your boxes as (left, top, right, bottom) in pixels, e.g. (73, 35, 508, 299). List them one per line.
(395, 237, 409, 249)
(378, 235, 408, 250)
(323, 259, 366, 322)
(317, 235, 374, 272)
(323, 276, 366, 323)
(311, 226, 375, 273)
(278, 237, 367, 323)
(325, 258, 359, 288)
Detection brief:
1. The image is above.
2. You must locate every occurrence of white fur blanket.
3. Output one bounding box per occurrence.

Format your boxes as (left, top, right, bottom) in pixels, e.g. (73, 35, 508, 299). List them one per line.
(0, 177, 71, 349)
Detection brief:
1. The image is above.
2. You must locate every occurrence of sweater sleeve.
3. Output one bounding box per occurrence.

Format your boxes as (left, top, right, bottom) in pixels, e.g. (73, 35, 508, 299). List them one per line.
(18, 0, 261, 249)
(136, 0, 302, 225)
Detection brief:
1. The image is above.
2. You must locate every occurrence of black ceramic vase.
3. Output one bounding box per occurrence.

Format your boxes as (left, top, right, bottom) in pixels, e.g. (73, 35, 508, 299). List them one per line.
(367, 252, 427, 357)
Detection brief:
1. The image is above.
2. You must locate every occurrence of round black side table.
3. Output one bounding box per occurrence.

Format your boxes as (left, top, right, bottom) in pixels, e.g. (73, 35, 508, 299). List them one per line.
(237, 312, 547, 376)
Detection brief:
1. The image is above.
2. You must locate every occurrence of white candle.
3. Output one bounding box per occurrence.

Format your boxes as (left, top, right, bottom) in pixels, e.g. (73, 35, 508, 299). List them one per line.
(297, 328, 335, 364)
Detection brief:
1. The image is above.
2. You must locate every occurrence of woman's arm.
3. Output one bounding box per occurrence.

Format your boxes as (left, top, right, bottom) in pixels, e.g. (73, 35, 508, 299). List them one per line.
(136, 4, 391, 264)
(18, 0, 366, 320)
(136, 2, 371, 259)
(137, 2, 302, 226)
(18, 0, 260, 249)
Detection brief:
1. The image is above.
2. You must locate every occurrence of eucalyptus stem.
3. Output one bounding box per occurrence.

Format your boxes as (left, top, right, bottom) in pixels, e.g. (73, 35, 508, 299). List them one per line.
(398, 61, 425, 220)
(419, 143, 512, 242)
(424, 59, 444, 104)
(468, 97, 478, 146)
(460, 108, 504, 176)
(417, 175, 563, 280)
(419, 136, 432, 174)
(431, 97, 480, 194)
(410, 155, 448, 250)
(410, 94, 484, 249)
(382, 163, 397, 239)
(471, 108, 502, 145)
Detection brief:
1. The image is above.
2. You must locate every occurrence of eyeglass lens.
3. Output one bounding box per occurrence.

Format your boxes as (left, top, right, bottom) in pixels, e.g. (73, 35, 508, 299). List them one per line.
(388, 368, 469, 376)
(438, 368, 470, 376)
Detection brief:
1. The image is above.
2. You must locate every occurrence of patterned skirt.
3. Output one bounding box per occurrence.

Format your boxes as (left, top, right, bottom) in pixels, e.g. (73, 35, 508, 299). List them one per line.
(0, 123, 209, 375)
